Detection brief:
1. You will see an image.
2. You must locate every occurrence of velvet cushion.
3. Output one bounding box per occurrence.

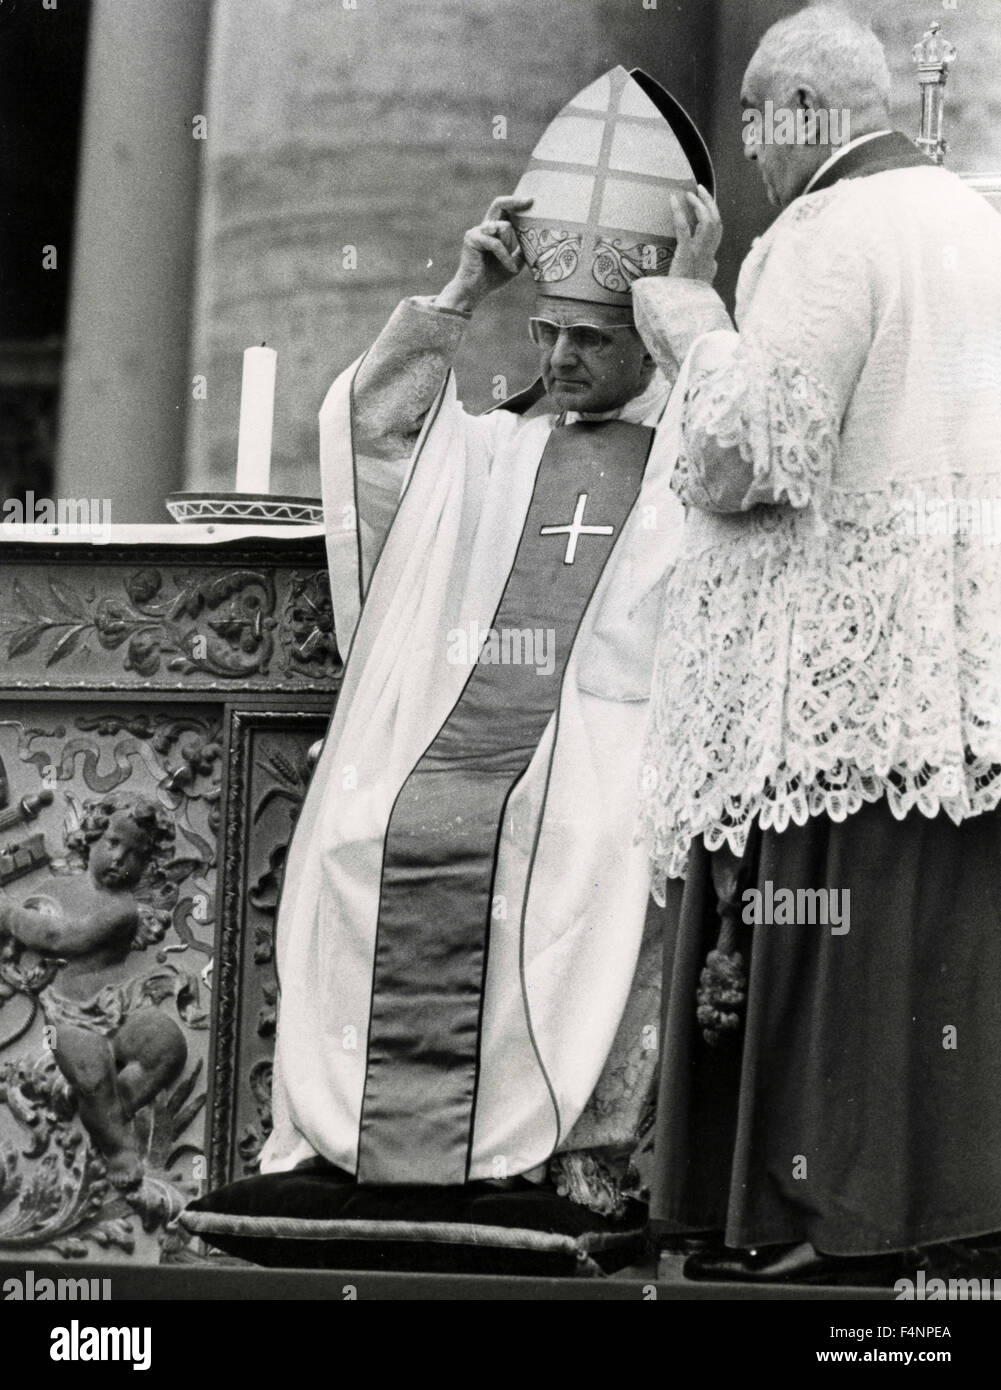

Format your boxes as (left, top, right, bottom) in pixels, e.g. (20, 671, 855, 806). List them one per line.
(180, 1160, 647, 1276)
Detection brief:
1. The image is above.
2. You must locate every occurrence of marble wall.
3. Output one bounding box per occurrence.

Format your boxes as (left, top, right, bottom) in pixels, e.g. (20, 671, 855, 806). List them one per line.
(183, 0, 1001, 498)
(184, 0, 715, 496)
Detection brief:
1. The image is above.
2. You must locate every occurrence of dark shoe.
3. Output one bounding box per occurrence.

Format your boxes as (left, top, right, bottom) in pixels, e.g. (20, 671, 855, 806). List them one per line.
(683, 1240, 906, 1287)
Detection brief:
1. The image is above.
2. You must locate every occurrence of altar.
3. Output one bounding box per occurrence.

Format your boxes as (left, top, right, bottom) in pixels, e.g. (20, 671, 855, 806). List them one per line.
(0, 523, 338, 1265)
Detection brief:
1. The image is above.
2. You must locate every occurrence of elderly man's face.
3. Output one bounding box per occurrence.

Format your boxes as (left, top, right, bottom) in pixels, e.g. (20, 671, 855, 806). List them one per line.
(534, 298, 654, 415)
(740, 63, 829, 208)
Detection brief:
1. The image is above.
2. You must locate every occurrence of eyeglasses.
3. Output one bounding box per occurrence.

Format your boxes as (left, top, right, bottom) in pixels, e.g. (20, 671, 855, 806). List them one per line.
(528, 318, 635, 352)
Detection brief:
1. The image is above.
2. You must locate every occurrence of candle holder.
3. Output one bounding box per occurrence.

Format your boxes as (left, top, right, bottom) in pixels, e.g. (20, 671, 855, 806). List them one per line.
(912, 21, 956, 165)
(165, 492, 323, 526)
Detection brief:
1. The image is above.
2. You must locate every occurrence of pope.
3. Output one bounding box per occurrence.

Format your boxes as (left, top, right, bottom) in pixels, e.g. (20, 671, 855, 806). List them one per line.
(262, 65, 719, 1216)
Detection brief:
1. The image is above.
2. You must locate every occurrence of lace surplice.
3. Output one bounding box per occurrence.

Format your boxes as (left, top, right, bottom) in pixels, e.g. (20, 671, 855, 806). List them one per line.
(631, 172, 1001, 896)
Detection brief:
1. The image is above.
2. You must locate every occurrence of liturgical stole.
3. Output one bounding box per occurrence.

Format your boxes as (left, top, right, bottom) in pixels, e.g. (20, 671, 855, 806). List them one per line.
(357, 418, 654, 1184)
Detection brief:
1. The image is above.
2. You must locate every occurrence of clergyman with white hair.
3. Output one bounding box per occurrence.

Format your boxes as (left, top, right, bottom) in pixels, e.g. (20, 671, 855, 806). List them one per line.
(638, 4, 1001, 1284)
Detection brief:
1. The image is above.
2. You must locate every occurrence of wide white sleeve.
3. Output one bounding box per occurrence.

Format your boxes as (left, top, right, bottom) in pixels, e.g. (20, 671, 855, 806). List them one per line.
(351, 296, 470, 461)
(329, 296, 468, 578)
(637, 193, 876, 514)
(320, 300, 522, 648)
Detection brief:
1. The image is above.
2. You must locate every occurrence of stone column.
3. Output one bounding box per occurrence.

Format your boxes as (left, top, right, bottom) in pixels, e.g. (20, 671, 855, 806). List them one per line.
(185, 0, 713, 496)
(56, 0, 212, 523)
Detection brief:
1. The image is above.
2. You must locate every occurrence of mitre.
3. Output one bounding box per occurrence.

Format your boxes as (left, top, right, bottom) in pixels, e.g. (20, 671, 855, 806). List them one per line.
(512, 65, 714, 306)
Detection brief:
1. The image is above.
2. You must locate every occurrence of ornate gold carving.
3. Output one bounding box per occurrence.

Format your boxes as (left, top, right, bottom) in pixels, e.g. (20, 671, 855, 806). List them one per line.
(0, 534, 336, 1264)
(0, 714, 215, 1257)
(282, 571, 339, 678)
(0, 548, 342, 692)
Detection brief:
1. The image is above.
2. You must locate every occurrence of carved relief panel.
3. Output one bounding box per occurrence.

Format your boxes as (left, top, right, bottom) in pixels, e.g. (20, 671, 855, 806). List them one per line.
(0, 554, 339, 692)
(210, 710, 330, 1189)
(0, 705, 218, 1262)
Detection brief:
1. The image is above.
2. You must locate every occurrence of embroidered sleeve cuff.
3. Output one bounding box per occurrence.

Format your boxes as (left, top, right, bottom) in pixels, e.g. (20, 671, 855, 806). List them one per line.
(408, 294, 473, 321)
(671, 438, 758, 513)
(352, 298, 467, 457)
(670, 333, 840, 512)
(395, 294, 472, 336)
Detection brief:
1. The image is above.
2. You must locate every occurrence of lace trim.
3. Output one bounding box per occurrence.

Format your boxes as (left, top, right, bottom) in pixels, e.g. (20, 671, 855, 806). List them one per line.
(639, 480, 1001, 895)
(671, 345, 839, 512)
(549, 1151, 629, 1220)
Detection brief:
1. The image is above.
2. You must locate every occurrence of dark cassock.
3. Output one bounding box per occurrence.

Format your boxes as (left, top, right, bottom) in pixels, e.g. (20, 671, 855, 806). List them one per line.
(261, 67, 712, 1216)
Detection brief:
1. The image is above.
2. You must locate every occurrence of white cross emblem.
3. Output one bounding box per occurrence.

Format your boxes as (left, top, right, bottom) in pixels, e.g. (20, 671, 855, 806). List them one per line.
(539, 492, 614, 565)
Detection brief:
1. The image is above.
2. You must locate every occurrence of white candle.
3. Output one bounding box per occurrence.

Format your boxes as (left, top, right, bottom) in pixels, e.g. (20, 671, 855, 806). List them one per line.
(235, 345, 277, 493)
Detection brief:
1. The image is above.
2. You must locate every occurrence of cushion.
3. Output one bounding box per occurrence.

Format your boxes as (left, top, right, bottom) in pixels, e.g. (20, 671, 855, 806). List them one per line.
(180, 1160, 647, 1276)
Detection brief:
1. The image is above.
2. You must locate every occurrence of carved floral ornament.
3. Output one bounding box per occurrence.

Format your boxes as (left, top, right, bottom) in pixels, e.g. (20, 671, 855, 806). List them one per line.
(283, 571, 339, 677)
(1, 567, 339, 682)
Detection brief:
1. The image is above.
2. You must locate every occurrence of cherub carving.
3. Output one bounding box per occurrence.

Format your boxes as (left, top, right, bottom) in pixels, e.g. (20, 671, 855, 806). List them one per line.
(0, 794, 188, 1189)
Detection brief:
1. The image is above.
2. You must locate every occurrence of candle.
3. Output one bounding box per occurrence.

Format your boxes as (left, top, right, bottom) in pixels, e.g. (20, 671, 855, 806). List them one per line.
(235, 345, 277, 493)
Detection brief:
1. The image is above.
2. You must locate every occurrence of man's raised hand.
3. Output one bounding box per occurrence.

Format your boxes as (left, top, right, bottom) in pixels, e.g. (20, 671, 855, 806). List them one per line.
(436, 195, 534, 314)
(668, 185, 723, 284)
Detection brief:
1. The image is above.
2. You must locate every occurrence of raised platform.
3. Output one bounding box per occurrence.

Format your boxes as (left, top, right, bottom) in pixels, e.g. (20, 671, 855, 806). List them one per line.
(0, 1254, 895, 1301)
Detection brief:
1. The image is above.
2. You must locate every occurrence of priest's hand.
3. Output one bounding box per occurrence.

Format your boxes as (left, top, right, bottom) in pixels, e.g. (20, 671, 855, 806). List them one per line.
(436, 195, 534, 314)
(668, 185, 722, 283)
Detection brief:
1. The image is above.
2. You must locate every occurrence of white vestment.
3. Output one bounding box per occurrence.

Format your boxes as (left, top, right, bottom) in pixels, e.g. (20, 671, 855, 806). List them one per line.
(634, 161, 1001, 893)
(262, 296, 686, 1183)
